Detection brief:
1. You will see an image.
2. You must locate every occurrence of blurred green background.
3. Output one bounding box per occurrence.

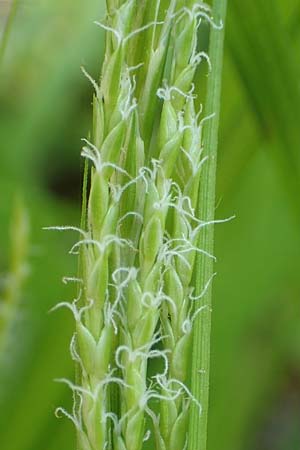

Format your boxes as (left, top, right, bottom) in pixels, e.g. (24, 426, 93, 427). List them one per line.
(0, 1, 299, 450)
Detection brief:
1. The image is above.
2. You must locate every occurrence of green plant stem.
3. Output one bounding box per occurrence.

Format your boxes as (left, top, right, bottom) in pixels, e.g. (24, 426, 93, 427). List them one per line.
(188, 1, 227, 450)
(0, 0, 20, 65)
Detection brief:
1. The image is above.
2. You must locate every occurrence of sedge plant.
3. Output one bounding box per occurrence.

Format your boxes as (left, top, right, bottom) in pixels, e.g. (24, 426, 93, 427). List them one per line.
(51, 1, 227, 449)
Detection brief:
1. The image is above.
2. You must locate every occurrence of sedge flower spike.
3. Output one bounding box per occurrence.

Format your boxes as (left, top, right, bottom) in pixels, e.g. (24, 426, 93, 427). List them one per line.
(50, 1, 227, 450)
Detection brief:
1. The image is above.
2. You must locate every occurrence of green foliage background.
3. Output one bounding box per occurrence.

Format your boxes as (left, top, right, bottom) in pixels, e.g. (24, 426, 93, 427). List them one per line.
(0, 1, 299, 449)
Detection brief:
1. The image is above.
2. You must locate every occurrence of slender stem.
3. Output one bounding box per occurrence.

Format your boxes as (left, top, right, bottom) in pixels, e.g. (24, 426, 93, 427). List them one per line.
(0, 0, 20, 66)
(188, 1, 227, 450)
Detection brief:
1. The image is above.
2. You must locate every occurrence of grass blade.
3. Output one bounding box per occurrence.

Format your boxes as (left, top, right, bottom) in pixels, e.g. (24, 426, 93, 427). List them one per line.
(188, 1, 227, 449)
(0, 0, 20, 65)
